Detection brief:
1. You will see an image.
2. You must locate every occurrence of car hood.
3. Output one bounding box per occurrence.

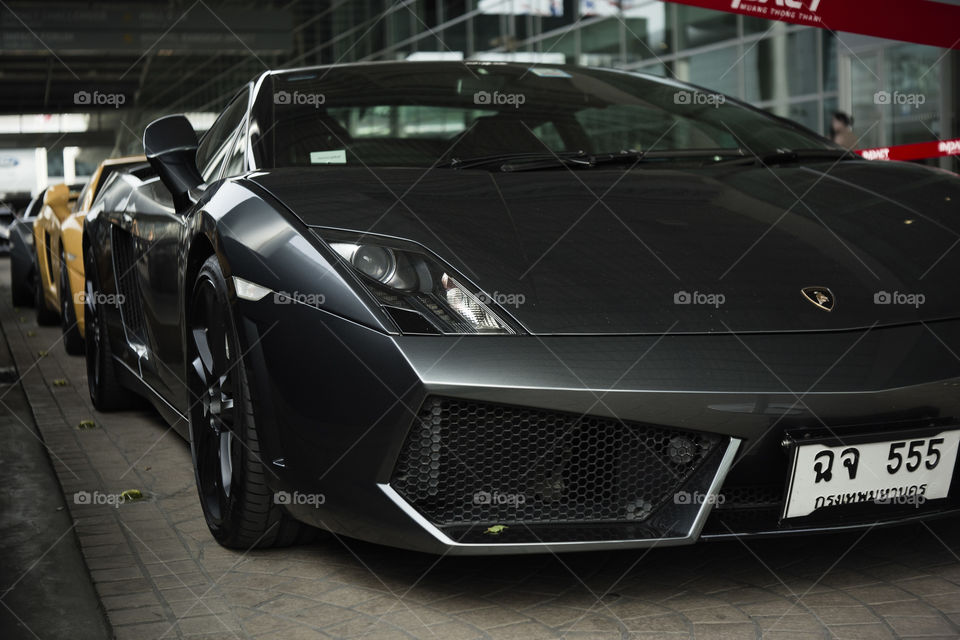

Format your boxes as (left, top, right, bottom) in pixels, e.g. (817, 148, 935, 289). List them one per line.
(247, 160, 960, 335)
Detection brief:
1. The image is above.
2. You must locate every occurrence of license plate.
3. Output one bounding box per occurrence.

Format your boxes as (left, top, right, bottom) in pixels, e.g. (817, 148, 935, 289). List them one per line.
(783, 429, 960, 520)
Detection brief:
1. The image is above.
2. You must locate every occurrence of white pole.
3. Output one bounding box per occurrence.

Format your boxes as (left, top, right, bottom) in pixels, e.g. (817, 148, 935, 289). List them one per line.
(63, 146, 79, 185)
(34, 147, 48, 196)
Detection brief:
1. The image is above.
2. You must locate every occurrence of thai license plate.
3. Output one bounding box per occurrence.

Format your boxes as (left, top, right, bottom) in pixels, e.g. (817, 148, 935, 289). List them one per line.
(782, 430, 960, 520)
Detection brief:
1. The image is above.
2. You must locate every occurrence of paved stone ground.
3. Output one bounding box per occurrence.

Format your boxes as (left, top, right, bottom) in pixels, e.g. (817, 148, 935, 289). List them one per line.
(3, 262, 960, 640)
(0, 297, 111, 640)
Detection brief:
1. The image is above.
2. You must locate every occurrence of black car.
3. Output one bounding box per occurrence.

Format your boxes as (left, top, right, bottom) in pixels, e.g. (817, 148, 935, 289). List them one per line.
(84, 61, 960, 554)
(0, 202, 17, 255)
(9, 190, 45, 306)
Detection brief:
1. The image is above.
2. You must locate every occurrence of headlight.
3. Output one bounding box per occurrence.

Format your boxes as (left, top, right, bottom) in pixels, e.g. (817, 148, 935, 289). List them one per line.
(321, 232, 516, 335)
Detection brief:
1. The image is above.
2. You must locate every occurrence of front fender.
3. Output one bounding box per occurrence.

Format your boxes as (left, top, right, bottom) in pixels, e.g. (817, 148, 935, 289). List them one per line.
(195, 179, 392, 334)
(176, 178, 398, 476)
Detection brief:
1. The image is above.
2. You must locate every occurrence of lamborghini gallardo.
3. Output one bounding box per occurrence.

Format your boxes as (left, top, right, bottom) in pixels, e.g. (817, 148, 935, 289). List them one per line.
(83, 62, 960, 553)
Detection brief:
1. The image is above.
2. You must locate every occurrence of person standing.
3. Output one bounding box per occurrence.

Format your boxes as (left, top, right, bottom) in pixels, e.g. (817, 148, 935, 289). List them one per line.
(831, 112, 857, 149)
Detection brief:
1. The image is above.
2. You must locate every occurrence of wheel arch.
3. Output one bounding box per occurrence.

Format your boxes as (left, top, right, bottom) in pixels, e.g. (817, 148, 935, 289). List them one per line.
(184, 232, 216, 308)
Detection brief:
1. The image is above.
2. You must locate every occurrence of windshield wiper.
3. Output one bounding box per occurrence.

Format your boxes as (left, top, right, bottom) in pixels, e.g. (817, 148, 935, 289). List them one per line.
(716, 148, 858, 166)
(445, 148, 753, 172)
(500, 148, 748, 172)
(443, 150, 591, 170)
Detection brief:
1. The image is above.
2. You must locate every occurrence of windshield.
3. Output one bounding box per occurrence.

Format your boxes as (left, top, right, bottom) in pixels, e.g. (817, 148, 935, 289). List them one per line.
(254, 62, 835, 170)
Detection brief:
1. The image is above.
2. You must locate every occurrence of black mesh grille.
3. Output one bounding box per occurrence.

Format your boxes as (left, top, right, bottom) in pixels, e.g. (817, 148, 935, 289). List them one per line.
(717, 484, 784, 510)
(111, 225, 147, 343)
(391, 397, 723, 532)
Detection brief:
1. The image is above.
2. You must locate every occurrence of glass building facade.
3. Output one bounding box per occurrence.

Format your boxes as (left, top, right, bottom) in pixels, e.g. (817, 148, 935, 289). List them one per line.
(284, 0, 956, 169)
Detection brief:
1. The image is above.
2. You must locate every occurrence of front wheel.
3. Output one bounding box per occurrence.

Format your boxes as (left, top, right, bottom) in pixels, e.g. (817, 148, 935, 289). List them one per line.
(60, 254, 84, 355)
(188, 256, 314, 549)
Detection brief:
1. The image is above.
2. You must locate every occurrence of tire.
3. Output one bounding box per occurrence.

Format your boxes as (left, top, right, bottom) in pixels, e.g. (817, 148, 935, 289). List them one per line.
(34, 256, 59, 326)
(188, 255, 314, 549)
(11, 254, 32, 307)
(60, 254, 85, 355)
(85, 248, 137, 411)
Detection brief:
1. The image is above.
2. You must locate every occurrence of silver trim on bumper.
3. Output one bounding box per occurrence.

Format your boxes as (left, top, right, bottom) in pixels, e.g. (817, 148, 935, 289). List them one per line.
(379, 437, 742, 555)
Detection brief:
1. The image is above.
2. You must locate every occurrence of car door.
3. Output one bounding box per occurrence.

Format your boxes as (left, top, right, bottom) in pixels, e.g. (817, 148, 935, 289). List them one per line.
(88, 172, 141, 370)
(138, 90, 250, 408)
(109, 177, 181, 402)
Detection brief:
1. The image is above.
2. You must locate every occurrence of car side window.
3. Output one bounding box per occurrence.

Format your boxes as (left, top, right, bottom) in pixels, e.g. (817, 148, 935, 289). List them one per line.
(98, 175, 133, 212)
(26, 192, 45, 218)
(223, 128, 247, 178)
(196, 89, 249, 182)
(74, 180, 93, 213)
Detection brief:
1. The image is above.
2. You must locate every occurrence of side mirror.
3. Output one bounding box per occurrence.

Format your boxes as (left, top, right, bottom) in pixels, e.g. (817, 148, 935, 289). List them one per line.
(143, 115, 204, 213)
(44, 183, 71, 221)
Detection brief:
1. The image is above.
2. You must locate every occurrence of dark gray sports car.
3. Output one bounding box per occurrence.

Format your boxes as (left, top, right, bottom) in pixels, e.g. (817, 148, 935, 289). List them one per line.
(83, 61, 960, 554)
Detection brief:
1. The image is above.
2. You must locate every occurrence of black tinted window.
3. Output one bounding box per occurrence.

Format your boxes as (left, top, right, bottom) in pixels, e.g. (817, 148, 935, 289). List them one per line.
(197, 89, 249, 180)
(96, 174, 134, 212)
(257, 63, 833, 169)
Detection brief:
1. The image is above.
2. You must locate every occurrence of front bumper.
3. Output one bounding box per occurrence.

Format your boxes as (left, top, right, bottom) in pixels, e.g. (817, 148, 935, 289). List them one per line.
(235, 296, 960, 554)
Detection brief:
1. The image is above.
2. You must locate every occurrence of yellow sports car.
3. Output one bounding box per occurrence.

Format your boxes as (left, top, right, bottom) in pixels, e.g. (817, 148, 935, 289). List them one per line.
(30, 184, 79, 320)
(33, 155, 145, 354)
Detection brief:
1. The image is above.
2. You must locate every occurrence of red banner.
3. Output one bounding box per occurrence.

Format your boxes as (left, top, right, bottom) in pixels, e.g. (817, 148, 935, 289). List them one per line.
(856, 138, 960, 162)
(664, 0, 960, 50)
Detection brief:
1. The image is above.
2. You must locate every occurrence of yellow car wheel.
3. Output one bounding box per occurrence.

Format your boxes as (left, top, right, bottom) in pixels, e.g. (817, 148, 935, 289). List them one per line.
(60, 252, 84, 355)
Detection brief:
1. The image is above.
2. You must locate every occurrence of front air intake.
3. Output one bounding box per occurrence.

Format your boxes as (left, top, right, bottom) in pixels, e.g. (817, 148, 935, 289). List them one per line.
(391, 397, 724, 542)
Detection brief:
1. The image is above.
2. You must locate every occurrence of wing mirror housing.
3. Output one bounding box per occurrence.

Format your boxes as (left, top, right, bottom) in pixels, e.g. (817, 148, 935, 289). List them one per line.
(143, 115, 204, 213)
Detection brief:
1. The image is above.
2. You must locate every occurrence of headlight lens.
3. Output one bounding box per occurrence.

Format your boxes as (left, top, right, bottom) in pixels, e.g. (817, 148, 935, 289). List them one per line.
(324, 234, 515, 335)
(353, 245, 395, 280)
(332, 243, 398, 283)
